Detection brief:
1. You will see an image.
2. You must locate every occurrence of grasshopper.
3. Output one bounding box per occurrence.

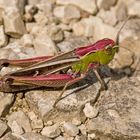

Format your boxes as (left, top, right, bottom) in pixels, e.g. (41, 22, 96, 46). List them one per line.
(0, 17, 129, 107)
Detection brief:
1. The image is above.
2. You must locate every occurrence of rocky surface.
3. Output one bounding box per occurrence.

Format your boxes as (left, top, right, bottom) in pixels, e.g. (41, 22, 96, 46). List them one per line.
(0, 0, 140, 140)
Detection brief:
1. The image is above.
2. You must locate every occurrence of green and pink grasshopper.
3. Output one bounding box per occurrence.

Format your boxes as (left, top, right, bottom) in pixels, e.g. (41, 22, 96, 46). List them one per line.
(0, 18, 128, 107)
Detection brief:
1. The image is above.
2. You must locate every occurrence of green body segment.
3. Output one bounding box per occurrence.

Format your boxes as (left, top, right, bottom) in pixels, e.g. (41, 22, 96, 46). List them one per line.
(72, 45, 119, 73)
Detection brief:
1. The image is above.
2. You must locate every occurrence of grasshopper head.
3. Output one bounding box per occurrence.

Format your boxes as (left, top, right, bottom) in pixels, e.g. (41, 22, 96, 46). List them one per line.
(75, 38, 116, 57)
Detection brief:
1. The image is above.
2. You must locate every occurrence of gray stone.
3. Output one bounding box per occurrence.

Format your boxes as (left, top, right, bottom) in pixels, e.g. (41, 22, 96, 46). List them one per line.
(0, 93, 15, 117)
(53, 5, 80, 24)
(7, 110, 32, 133)
(63, 122, 79, 137)
(0, 120, 8, 137)
(56, 0, 97, 14)
(97, 0, 117, 10)
(0, 25, 8, 47)
(83, 103, 98, 118)
(86, 77, 140, 139)
(57, 36, 90, 52)
(34, 33, 58, 56)
(72, 16, 117, 41)
(41, 124, 61, 138)
(3, 7, 26, 38)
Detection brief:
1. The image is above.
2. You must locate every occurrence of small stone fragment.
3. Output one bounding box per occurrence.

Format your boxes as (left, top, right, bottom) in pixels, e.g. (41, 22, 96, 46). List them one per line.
(88, 133, 96, 139)
(56, 0, 97, 14)
(55, 136, 66, 140)
(83, 103, 98, 118)
(53, 5, 80, 23)
(3, 7, 26, 38)
(63, 122, 79, 137)
(78, 124, 87, 135)
(0, 93, 15, 117)
(41, 124, 61, 138)
(0, 120, 8, 137)
(0, 25, 8, 47)
(8, 110, 32, 133)
(97, 0, 117, 10)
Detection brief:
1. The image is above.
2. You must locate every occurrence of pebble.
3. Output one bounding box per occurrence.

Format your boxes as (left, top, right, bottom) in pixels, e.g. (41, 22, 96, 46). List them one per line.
(53, 5, 80, 24)
(34, 33, 58, 56)
(0, 120, 8, 137)
(63, 122, 79, 137)
(0, 93, 15, 117)
(78, 124, 87, 135)
(7, 110, 32, 133)
(3, 7, 26, 38)
(97, 0, 117, 10)
(56, 0, 97, 14)
(55, 136, 66, 140)
(41, 124, 61, 138)
(83, 103, 98, 118)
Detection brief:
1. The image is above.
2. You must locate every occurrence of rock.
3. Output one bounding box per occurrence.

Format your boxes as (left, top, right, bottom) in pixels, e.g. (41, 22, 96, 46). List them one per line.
(57, 36, 90, 52)
(115, 1, 128, 21)
(37, 2, 53, 17)
(0, 120, 8, 137)
(34, 33, 58, 56)
(22, 132, 51, 140)
(0, 132, 19, 140)
(41, 124, 61, 138)
(88, 133, 96, 139)
(28, 111, 44, 130)
(28, 0, 40, 5)
(110, 38, 140, 76)
(20, 34, 34, 48)
(97, 8, 118, 26)
(97, 0, 117, 10)
(46, 25, 64, 43)
(75, 135, 87, 140)
(128, 1, 140, 17)
(83, 103, 98, 118)
(63, 122, 79, 137)
(10, 120, 24, 135)
(78, 124, 87, 135)
(55, 136, 66, 140)
(0, 0, 26, 14)
(0, 8, 3, 25)
(34, 11, 48, 26)
(117, 18, 140, 42)
(7, 110, 32, 133)
(56, 0, 97, 14)
(0, 93, 15, 117)
(3, 7, 26, 38)
(86, 77, 140, 139)
(72, 16, 117, 41)
(72, 118, 81, 126)
(53, 5, 80, 24)
(0, 25, 8, 47)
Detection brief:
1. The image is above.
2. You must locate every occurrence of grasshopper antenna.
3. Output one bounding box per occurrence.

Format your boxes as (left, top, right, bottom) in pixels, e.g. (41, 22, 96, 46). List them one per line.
(116, 16, 132, 45)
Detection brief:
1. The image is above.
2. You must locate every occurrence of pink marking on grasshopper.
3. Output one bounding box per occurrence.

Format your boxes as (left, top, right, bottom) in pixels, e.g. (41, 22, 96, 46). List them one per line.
(0, 56, 53, 67)
(75, 38, 115, 56)
(5, 74, 74, 88)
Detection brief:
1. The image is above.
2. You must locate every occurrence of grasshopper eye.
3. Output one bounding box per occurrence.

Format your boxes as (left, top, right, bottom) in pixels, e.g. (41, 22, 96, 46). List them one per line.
(105, 46, 112, 55)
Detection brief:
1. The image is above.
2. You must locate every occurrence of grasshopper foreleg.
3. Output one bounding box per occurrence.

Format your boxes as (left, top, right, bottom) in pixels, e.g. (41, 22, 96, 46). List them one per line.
(93, 69, 107, 90)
